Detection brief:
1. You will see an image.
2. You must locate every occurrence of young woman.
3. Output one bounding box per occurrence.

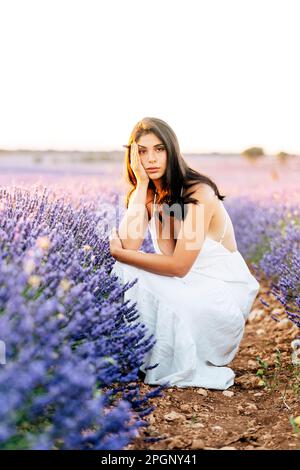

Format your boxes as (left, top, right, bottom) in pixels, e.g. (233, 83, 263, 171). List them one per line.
(109, 117, 260, 390)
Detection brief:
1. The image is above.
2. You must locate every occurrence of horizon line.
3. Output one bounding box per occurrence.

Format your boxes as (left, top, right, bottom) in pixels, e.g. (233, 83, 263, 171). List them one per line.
(0, 147, 299, 156)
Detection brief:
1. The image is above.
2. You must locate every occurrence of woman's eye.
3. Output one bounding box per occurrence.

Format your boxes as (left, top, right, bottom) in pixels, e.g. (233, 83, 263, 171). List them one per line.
(138, 147, 164, 155)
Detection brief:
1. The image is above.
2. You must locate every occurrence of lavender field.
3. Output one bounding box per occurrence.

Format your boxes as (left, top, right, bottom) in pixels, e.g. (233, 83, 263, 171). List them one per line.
(0, 154, 300, 450)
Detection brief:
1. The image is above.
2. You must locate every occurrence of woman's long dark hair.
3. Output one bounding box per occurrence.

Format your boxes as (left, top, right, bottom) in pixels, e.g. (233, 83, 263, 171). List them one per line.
(124, 117, 226, 220)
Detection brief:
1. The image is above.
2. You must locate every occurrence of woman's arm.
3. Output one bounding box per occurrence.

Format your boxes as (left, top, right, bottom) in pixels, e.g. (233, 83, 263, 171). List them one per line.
(118, 182, 150, 250)
(113, 248, 181, 277)
(112, 183, 216, 278)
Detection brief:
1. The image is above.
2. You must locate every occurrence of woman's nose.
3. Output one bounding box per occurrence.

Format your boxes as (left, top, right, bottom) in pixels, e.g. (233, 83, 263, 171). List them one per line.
(149, 152, 157, 161)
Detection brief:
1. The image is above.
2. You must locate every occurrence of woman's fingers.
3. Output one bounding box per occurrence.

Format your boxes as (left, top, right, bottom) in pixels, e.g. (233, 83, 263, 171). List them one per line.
(133, 143, 136, 165)
(131, 142, 138, 168)
(130, 142, 135, 166)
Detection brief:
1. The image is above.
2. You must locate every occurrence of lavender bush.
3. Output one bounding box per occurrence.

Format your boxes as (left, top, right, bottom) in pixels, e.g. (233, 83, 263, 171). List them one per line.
(255, 208, 300, 328)
(0, 186, 165, 450)
(226, 197, 290, 263)
(226, 196, 300, 329)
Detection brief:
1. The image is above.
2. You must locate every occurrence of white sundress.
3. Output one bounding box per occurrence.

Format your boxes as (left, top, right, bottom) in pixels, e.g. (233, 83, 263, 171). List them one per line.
(110, 192, 260, 390)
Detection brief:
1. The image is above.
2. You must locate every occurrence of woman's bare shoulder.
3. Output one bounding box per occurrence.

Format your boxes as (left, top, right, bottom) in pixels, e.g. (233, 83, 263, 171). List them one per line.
(184, 181, 216, 200)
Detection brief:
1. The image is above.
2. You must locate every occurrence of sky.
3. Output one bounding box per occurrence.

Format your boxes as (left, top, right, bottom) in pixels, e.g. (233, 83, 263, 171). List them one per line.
(0, 0, 299, 154)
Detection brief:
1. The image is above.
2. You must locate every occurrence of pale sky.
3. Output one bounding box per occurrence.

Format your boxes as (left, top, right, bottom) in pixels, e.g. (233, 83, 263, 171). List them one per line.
(0, 0, 299, 154)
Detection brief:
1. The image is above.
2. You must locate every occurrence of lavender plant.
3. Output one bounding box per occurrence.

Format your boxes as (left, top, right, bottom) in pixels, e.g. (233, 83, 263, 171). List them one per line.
(0, 186, 166, 450)
(256, 208, 300, 328)
(227, 196, 300, 329)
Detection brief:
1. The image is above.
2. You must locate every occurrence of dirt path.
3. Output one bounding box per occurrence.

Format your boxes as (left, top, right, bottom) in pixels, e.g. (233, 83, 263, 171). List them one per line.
(125, 277, 300, 450)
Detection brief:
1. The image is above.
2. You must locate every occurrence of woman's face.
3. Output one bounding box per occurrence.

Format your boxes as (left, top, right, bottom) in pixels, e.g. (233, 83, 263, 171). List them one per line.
(136, 133, 167, 180)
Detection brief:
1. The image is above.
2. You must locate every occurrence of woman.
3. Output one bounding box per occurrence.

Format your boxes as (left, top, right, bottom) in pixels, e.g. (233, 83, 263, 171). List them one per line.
(109, 117, 260, 390)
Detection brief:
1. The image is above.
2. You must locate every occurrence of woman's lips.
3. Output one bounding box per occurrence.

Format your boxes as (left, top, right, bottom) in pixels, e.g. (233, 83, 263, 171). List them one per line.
(147, 168, 160, 172)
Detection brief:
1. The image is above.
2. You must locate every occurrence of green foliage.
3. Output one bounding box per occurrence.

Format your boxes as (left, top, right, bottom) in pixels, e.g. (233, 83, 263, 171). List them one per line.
(241, 147, 265, 159)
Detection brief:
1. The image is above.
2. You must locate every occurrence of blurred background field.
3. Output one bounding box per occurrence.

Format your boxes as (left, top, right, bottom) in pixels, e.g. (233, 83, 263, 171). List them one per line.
(0, 151, 299, 205)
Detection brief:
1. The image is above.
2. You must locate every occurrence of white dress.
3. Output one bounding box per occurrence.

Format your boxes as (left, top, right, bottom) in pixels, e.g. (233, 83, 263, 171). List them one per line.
(111, 194, 260, 390)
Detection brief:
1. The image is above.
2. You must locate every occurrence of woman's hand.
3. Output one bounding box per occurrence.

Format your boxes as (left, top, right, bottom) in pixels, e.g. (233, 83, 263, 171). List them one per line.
(109, 227, 123, 258)
(130, 141, 149, 185)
